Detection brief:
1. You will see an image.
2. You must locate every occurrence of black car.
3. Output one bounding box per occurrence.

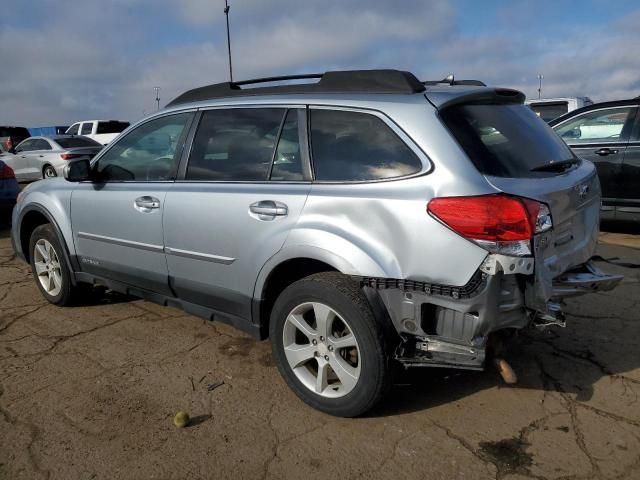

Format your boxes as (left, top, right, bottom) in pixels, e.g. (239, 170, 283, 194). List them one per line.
(550, 98, 640, 223)
(0, 126, 30, 153)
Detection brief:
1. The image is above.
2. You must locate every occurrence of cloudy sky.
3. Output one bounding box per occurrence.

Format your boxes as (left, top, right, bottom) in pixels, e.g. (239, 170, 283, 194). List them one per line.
(1, 0, 639, 126)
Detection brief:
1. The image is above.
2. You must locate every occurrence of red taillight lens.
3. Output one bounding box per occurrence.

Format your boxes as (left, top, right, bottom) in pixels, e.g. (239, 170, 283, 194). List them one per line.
(60, 153, 82, 160)
(428, 194, 537, 242)
(0, 164, 15, 179)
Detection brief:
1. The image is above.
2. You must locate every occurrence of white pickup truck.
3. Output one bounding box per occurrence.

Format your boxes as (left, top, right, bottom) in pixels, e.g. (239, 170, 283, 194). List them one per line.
(65, 120, 129, 145)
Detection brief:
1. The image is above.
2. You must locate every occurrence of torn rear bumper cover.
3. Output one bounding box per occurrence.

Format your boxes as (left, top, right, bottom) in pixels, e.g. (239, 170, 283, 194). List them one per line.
(360, 255, 622, 370)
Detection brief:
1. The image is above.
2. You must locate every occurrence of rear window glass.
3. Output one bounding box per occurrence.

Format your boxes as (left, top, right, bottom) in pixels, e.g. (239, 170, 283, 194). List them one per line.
(56, 137, 101, 148)
(529, 102, 568, 123)
(310, 109, 422, 181)
(97, 121, 130, 134)
(440, 103, 576, 177)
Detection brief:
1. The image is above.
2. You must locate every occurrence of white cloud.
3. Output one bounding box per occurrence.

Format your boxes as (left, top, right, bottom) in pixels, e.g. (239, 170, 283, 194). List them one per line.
(0, 1, 638, 126)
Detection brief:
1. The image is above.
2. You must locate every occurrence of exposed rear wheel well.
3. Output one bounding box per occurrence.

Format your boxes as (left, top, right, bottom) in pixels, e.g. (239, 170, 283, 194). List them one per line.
(259, 258, 337, 338)
(20, 211, 50, 262)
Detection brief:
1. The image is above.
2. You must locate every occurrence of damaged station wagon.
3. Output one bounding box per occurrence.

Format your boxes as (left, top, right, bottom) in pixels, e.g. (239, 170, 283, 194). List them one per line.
(11, 70, 622, 416)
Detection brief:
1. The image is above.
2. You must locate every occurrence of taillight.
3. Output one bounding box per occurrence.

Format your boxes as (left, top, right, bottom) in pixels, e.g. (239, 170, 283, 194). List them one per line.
(60, 153, 83, 160)
(427, 194, 552, 256)
(0, 164, 15, 179)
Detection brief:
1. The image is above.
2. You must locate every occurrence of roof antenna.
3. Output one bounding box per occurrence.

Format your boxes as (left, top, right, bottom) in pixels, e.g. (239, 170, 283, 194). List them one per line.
(224, 0, 233, 83)
(443, 73, 454, 85)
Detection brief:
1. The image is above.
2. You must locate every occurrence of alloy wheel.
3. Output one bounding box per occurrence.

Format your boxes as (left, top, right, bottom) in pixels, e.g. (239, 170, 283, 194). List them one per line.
(33, 238, 63, 296)
(282, 302, 361, 398)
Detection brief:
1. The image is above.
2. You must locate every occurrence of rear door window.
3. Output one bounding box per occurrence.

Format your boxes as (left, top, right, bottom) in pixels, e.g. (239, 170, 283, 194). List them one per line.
(440, 103, 576, 177)
(310, 109, 422, 181)
(97, 121, 130, 134)
(33, 139, 52, 150)
(186, 108, 284, 181)
(529, 102, 569, 123)
(81, 123, 93, 135)
(554, 107, 636, 144)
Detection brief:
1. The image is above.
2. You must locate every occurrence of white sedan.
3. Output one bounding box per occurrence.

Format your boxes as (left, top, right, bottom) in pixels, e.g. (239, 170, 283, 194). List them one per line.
(5, 135, 103, 181)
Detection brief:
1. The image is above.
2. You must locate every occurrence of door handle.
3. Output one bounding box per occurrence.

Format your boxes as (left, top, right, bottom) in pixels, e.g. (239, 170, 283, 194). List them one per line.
(249, 200, 288, 218)
(595, 148, 618, 156)
(39, 155, 44, 157)
(134, 196, 161, 212)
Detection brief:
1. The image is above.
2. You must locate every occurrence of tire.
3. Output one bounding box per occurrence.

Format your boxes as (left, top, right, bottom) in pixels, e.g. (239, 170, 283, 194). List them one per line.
(270, 272, 391, 417)
(43, 165, 57, 178)
(29, 224, 83, 305)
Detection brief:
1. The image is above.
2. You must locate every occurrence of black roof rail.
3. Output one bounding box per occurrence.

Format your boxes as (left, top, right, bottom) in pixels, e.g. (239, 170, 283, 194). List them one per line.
(166, 69, 426, 107)
(423, 73, 486, 87)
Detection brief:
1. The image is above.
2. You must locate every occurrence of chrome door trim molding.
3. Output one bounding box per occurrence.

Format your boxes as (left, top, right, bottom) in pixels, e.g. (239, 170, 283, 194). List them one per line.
(77, 231, 165, 253)
(164, 246, 236, 265)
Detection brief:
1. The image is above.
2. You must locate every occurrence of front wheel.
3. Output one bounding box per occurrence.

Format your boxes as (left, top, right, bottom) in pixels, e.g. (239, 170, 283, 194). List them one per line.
(270, 272, 391, 417)
(29, 224, 84, 305)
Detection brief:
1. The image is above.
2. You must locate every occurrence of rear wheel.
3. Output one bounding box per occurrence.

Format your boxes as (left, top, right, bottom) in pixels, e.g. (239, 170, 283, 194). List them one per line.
(29, 224, 85, 305)
(43, 165, 57, 178)
(270, 272, 391, 417)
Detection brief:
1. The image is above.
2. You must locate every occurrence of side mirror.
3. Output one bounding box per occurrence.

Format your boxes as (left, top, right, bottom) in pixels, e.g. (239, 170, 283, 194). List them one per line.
(63, 158, 92, 182)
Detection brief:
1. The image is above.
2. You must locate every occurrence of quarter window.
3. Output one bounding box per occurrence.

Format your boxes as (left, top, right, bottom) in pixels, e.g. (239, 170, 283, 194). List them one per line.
(186, 108, 284, 181)
(555, 107, 635, 143)
(310, 109, 422, 181)
(94, 113, 191, 181)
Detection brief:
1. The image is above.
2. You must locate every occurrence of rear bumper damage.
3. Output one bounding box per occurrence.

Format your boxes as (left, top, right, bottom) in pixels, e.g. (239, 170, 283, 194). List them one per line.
(360, 252, 622, 371)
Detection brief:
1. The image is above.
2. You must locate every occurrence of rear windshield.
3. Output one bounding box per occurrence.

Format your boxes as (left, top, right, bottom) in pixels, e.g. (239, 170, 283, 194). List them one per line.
(56, 137, 101, 148)
(97, 121, 129, 134)
(440, 103, 576, 177)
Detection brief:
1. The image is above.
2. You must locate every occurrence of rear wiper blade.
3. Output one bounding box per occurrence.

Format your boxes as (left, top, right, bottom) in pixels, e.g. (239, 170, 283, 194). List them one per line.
(530, 159, 580, 172)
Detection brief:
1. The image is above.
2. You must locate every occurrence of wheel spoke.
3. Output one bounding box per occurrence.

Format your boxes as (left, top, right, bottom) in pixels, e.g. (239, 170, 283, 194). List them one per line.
(284, 344, 316, 368)
(34, 261, 48, 275)
(312, 302, 333, 339)
(315, 360, 329, 394)
(287, 313, 316, 340)
(35, 243, 49, 262)
(45, 242, 52, 260)
(330, 333, 357, 350)
(52, 270, 62, 291)
(330, 355, 359, 392)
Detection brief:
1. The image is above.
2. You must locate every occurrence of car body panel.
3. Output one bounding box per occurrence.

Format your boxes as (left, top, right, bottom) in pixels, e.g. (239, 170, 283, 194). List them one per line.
(11, 77, 622, 370)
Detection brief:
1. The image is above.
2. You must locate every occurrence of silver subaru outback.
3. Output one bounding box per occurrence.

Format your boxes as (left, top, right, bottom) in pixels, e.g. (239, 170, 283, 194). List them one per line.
(11, 70, 622, 416)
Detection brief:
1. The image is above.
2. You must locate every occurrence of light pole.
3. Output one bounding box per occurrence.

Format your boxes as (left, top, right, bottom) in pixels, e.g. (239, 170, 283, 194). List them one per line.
(224, 0, 233, 82)
(537, 74, 543, 99)
(154, 86, 161, 111)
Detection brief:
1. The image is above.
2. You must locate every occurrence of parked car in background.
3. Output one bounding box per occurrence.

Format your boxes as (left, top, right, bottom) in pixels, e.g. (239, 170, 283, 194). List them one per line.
(526, 97, 593, 123)
(11, 70, 622, 416)
(0, 160, 19, 224)
(0, 126, 30, 154)
(550, 97, 640, 222)
(65, 120, 129, 145)
(8, 135, 102, 181)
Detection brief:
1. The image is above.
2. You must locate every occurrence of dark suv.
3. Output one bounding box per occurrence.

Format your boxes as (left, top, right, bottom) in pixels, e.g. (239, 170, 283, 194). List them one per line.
(550, 98, 640, 223)
(0, 126, 31, 153)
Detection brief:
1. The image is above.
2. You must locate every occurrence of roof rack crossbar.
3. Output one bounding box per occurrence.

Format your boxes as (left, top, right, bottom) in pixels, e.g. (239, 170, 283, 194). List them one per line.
(233, 73, 323, 87)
